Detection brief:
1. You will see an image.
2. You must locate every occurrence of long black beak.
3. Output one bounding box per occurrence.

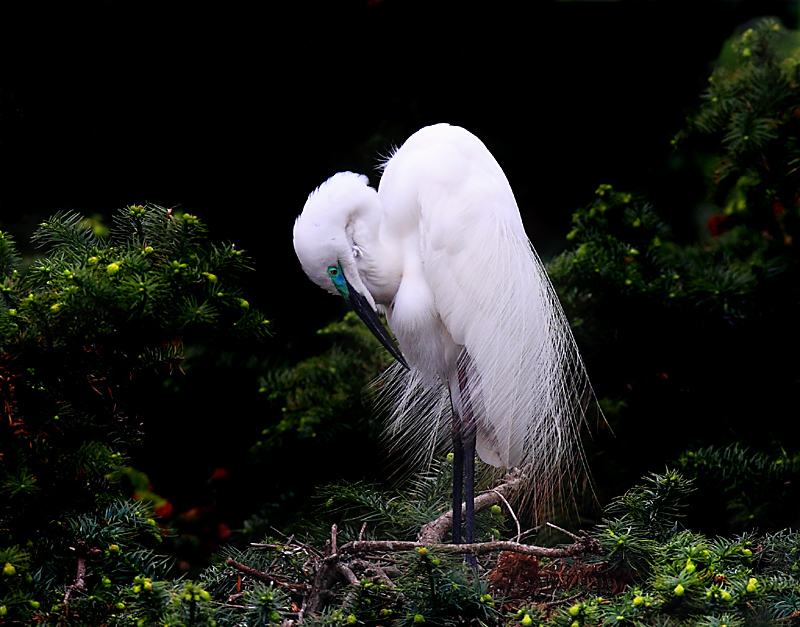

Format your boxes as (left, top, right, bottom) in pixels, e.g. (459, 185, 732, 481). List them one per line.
(345, 276, 409, 370)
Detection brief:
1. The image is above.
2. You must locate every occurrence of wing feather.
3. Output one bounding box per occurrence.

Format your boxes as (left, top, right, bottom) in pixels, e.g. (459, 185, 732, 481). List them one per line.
(377, 124, 593, 514)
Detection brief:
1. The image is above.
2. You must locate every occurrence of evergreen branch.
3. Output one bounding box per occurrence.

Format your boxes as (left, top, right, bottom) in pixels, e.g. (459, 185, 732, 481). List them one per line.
(31, 211, 105, 255)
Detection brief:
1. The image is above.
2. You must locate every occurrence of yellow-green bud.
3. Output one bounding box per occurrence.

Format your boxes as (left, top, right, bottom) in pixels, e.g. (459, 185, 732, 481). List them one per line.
(106, 262, 120, 275)
(674, 584, 685, 596)
(491, 504, 502, 515)
(3, 562, 16, 576)
(521, 615, 533, 627)
(414, 614, 425, 624)
(568, 604, 580, 616)
(633, 595, 644, 606)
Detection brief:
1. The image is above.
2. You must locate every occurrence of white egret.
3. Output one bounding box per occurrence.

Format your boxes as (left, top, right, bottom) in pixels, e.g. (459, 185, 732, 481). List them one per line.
(293, 123, 593, 547)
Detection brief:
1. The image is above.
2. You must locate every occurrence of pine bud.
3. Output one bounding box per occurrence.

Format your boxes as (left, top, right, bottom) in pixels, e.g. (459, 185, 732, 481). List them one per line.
(3, 562, 15, 576)
(568, 603, 580, 616)
(674, 584, 685, 596)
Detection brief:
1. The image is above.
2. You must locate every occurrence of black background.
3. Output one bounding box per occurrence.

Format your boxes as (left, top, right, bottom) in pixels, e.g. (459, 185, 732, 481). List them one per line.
(2, 0, 798, 534)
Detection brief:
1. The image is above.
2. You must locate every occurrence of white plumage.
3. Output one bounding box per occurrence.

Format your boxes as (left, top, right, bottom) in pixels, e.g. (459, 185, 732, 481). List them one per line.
(294, 123, 593, 536)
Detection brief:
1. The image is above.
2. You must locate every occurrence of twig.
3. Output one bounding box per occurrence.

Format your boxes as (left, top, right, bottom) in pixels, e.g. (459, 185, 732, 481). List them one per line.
(491, 488, 522, 541)
(348, 558, 397, 589)
(64, 542, 101, 604)
(225, 558, 308, 591)
(545, 522, 582, 541)
(542, 590, 584, 609)
(63, 556, 87, 603)
(517, 526, 544, 543)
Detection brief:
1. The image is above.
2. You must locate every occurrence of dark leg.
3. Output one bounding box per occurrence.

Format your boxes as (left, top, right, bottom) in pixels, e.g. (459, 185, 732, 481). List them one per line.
(463, 427, 476, 545)
(451, 418, 464, 545)
(463, 423, 477, 569)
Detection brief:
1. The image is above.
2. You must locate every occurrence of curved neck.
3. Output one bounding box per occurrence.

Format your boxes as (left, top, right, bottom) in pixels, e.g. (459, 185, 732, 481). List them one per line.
(351, 202, 402, 307)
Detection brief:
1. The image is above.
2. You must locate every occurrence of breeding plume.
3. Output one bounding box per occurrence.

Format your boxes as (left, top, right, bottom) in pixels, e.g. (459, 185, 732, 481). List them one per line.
(293, 124, 592, 545)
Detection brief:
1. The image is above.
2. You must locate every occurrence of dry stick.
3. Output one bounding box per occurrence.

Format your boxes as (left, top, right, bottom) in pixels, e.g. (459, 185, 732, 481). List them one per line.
(491, 487, 522, 541)
(348, 558, 397, 589)
(225, 558, 308, 592)
(64, 542, 101, 604)
(542, 591, 585, 609)
(336, 561, 362, 610)
(339, 538, 592, 559)
(545, 521, 582, 541)
(331, 524, 338, 556)
(419, 471, 524, 544)
(63, 556, 87, 603)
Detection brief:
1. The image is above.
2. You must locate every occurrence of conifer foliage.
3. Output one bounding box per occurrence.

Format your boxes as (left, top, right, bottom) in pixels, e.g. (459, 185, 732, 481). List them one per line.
(677, 18, 800, 241)
(0, 205, 268, 625)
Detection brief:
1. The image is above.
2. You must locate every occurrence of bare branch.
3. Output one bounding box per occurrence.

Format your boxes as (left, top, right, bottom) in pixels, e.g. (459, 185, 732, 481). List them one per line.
(225, 558, 308, 592)
(418, 471, 523, 543)
(339, 537, 595, 559)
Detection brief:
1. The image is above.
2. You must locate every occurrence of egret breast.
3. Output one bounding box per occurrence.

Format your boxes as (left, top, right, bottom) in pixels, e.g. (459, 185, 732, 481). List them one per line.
(387, 258, 452, 382)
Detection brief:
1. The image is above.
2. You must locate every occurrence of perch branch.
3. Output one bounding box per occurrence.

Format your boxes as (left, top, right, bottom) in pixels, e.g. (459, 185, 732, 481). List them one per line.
(340, 537, 596, 559)
(418, 472, 522, 543)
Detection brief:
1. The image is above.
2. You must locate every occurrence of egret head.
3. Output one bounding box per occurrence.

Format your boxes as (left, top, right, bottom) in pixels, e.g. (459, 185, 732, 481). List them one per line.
(294, 172, 409, 369)
(293, 173, 374, 297)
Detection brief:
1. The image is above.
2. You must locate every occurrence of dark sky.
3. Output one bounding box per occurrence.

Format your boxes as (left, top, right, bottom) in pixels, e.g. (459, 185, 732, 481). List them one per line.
(2, 0, 798, 343)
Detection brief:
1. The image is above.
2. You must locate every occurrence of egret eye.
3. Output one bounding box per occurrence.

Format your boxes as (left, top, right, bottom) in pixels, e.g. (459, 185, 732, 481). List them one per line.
(327, 266, 339, 278)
